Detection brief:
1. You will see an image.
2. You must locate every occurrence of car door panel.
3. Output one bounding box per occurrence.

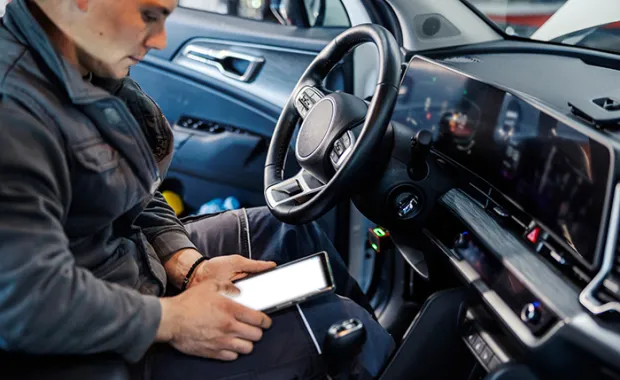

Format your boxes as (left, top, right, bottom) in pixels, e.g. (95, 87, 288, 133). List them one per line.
(131, 62, 300, 208)
(152, 8, 343, 61)
(131, 8, 350, 219)
(170, 38, 317, 110)
(131, 62, 279, 136)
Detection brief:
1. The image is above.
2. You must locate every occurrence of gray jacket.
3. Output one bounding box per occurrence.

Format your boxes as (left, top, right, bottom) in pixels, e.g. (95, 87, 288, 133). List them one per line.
(0, 0, 197, 361)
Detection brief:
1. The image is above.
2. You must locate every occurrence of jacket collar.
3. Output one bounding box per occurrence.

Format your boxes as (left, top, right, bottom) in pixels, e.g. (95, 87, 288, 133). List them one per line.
(3, 0, 109, 104)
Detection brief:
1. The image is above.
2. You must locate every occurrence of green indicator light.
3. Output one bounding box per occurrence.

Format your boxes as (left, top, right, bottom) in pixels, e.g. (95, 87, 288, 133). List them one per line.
(373, 228, 386, 237)
(432, 77, 437, 82)
(463, 90, 468, 95)
(371, 243, 379, 251)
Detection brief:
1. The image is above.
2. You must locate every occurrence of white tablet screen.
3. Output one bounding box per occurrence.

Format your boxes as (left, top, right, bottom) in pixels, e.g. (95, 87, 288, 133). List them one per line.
(224, 255, 329, 311)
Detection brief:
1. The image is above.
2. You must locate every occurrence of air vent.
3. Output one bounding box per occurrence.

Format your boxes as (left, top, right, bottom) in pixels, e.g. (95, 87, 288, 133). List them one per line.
(439, 56, 482, 64)
(594, 97, 620, 112)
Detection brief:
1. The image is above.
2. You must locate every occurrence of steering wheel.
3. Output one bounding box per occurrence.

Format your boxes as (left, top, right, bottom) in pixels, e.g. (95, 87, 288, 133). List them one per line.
(264, 24, 402, 225)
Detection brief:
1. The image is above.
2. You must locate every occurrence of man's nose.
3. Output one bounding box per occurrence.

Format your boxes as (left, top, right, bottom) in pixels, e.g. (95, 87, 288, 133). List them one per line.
(145, 27, 167, 51)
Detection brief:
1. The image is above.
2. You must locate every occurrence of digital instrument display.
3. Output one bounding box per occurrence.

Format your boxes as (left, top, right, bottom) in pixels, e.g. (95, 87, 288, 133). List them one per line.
(393, 57, 611, 265)
(225, 252, 334, 313)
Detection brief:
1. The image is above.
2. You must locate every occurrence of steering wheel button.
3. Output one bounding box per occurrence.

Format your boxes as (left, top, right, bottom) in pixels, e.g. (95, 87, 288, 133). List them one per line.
(330, 151, 339, 163)
(341, 133, 351, 148)
(334, 140, 344, 155)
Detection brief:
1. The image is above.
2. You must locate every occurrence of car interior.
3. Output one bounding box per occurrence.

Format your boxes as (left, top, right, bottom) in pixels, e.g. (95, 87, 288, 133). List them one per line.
(2, 0, 620, 379)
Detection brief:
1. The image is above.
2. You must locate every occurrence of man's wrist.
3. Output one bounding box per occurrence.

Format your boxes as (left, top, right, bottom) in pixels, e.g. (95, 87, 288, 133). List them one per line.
(181, 256, 208, 291)
(164, 248, 204, 289)
(156, 297, 177, 343)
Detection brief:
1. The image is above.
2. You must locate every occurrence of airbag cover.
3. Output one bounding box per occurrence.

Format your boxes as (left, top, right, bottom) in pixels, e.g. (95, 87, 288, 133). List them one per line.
(297, 99, 334, 158)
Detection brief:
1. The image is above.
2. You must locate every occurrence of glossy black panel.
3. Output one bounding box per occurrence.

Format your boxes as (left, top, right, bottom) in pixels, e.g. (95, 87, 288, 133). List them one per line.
(394, 56, 612, 267)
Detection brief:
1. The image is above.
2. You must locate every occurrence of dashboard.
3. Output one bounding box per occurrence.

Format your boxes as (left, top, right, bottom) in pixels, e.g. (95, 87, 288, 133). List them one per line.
(369, 52, 620, 379)
(393, 57, 613, 271)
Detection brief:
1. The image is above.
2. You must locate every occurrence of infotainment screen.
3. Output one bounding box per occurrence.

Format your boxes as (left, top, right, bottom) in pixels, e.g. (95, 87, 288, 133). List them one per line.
(393, 57, 611, 265)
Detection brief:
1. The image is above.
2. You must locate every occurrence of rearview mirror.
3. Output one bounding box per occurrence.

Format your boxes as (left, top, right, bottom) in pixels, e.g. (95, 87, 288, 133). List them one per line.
(270, 0, 313, 27)
(270, 0, 349, 27)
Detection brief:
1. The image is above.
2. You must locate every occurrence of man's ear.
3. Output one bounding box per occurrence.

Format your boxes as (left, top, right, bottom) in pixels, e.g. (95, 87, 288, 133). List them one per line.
(74, 0, 88, 12)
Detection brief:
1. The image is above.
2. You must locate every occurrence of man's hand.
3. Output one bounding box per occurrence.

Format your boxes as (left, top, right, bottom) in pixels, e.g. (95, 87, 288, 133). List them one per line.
(157, 280, 272, 361)
(164, 248, 276, 290)
(189, 255, 276, 288)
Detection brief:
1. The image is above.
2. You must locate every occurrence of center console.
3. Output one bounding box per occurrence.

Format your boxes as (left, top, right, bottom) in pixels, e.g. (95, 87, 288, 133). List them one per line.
(381, 56, 620, 379)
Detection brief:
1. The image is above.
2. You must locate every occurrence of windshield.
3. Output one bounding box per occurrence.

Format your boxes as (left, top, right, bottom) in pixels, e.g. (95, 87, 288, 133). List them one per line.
(465, 0, 620, 55)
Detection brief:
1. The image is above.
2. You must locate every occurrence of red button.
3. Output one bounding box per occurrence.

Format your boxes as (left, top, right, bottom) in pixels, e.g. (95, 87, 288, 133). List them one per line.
(526, 227, 541, 244)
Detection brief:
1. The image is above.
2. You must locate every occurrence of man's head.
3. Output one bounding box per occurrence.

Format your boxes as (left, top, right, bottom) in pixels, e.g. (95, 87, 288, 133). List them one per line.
(34, 0, 177, 79)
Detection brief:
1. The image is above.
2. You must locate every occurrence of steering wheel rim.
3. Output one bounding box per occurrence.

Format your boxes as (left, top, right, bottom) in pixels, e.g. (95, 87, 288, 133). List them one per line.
(265, 24, 401, 225)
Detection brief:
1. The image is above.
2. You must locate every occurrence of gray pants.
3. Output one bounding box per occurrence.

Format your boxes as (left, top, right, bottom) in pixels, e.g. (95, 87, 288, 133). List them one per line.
(141, 207, 395, 379)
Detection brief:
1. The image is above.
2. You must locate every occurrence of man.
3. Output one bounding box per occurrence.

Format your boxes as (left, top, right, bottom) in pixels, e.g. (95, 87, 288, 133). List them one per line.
(0, 0, 395, 378)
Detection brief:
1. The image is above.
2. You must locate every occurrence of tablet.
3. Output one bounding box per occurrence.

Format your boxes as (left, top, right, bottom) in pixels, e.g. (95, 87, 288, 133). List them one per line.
(224, 251, 336, 313)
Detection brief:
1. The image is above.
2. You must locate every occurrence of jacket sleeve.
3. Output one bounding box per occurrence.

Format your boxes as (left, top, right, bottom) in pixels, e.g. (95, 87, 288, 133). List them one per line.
(0, 106, 161, 362)
(134, 192, 197, 264)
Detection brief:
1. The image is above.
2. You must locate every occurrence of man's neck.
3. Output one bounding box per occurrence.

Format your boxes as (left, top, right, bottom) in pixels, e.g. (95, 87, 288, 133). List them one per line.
(29, 1, 89, 76)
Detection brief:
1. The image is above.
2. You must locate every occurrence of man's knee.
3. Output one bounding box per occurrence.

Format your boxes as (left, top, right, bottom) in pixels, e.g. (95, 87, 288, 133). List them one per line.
(245, 207, 329, 262)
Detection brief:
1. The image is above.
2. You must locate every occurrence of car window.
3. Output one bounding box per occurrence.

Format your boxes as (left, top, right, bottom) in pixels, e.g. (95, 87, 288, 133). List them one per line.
(0, 0, 8, 17)
(465, 0, 620, 55)
(302, 0, 350, 27)
(179, 0, 350, 27)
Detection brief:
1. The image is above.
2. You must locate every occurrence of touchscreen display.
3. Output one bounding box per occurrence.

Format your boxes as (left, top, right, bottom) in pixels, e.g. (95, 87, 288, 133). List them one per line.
(225, 254, 331, 312)
(393, 57, 611, 264)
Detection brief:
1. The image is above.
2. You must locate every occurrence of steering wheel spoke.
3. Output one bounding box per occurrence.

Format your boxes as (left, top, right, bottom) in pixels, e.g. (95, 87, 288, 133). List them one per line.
(265, 170, 325, 208)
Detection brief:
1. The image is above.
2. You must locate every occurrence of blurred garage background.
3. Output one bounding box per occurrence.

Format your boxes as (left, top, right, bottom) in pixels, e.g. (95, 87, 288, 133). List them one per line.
(0, 0, 566, 37)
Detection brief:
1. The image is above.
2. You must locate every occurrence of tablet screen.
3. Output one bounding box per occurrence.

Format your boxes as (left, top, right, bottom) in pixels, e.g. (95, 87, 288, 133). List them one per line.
(224, 254, 330, 312)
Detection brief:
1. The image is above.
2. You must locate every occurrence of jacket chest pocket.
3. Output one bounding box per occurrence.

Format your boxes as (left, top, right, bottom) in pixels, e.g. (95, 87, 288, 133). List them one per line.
(67, 138, 143, 235)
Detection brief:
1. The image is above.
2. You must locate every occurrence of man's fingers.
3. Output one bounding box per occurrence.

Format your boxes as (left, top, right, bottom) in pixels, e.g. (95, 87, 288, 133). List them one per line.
(231, 321, 264, 342)
(222, 337, 254, 355)
(232, 255, 276, 273)
(210, 350, 239, 361)
(233, 304, 272, 329)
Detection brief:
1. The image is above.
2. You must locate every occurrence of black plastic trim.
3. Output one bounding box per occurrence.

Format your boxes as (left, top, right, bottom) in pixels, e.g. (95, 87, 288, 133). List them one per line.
(404, 55, 618, 272)
(378, 288, 473, 380)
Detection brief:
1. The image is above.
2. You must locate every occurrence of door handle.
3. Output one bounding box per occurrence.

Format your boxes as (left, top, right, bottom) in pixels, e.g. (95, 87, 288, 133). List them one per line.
(180, 45, 265, 82)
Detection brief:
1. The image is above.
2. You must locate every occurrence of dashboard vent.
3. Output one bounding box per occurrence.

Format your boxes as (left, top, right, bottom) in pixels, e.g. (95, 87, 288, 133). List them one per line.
(594, 97, 620, 112)
(439, 56, 482, 64)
